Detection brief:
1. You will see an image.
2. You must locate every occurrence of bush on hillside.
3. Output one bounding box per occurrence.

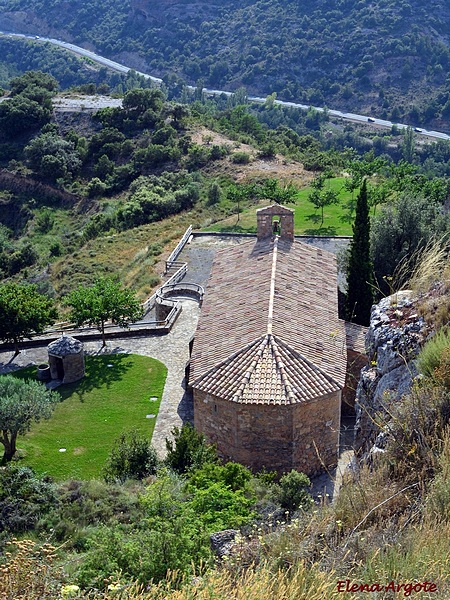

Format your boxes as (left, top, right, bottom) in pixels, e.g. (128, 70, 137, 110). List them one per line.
(165, 423, 218, 474)
(416, 328, 450, 381)
(0, 466, 56, 541)
(272, 470, 313, 512)
(103, 429, 159, 483)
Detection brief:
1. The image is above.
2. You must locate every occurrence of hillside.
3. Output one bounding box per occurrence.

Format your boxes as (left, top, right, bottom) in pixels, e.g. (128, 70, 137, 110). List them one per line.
(0, 75, 322, 300)
(1, 69, 450, 303)
(0, 0, 450, 130)
(2, 72, 450, 597)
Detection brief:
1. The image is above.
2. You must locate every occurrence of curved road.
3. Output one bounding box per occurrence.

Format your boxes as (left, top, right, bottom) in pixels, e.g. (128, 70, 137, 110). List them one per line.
(1, 30, 449, 141)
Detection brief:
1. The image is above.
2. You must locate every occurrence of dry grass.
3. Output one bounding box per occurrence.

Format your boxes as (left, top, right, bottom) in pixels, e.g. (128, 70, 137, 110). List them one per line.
(0, 539, 62, 600)
(50, 212, 196, 299)
(408, 237, 450, 294)
(333, 465, 415, 533)
(425, 428, 450, 523)
(153, 565, 337, 600)
(392, 236, 450, 330)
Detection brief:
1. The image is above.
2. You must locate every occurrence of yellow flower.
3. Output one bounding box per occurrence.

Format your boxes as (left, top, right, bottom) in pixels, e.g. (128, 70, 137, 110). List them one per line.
(61, 585, 80, 599)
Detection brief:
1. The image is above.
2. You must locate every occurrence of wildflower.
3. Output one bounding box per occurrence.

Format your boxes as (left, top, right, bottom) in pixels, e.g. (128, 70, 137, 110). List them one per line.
(61, 584, 80, 598)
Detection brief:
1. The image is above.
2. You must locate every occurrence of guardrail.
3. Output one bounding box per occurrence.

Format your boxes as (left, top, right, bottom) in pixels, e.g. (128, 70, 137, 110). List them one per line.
(165, 225, 192, 274)
(156, 282, 204, 305)
(0, 228, 198, 350)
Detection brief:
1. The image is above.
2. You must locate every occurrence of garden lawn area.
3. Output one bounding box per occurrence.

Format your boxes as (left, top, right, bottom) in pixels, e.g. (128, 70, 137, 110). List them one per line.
(11, 354, 167, 480)
(204, 177, 354, 236)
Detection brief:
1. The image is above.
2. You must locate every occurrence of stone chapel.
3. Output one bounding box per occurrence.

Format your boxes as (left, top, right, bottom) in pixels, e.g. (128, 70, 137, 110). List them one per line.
(189, 204, 366, 476)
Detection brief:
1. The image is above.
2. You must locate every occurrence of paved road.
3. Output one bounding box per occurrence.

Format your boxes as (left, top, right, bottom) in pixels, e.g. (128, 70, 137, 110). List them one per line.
(1, 30, 449, 140)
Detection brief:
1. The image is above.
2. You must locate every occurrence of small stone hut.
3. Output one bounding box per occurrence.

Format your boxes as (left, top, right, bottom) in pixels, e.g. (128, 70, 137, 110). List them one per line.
(47, 334, 85, 384)
(189, 204, 354, 477)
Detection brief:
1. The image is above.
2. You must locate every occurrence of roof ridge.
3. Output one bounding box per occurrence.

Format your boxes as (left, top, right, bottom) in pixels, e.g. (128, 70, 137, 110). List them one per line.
(267, 236, 278, 335)
(271, 335, 344, 389)
(190, 335, 266, 387)
(232, 335, 270, 401)
(267, 334, 296, 403)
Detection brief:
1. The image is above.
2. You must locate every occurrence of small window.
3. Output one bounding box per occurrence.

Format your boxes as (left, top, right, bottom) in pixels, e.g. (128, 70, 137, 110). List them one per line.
(214, 404, 218, 413)
(272, 216, 281, 235)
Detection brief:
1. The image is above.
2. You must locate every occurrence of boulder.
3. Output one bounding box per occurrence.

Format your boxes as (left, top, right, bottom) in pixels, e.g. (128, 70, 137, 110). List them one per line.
(210, 529, 239, 558)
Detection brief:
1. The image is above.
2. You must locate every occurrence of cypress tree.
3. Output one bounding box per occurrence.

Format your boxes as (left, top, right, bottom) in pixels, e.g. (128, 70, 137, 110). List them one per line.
(345, 178, 374, 326)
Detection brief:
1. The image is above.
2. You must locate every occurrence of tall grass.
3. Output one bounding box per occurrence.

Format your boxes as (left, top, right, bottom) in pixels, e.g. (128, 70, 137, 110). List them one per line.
(408, 238, 450, 294)
(416, 328, 450, 379)
(393, 236, 450, 295)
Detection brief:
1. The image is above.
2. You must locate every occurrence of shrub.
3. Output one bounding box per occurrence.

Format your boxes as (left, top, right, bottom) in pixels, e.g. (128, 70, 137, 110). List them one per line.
(188, 461, 253, 492)
(0, 466, 56, 538)
(273, 470, 312, 512)
(416, 328, 450, 380)
(86, 177, 107, 198)
(189, 481, 255, 530)
(103, 429, 159, 483)
(35, 209, 54, 233)
(165, 423, 218, 474)
(207, 182, 222, 205)
(37, 479, 145, 546)
(76, 519, 210, 590)
(49, 240, 62, 257)
(231, 151, 251, 164)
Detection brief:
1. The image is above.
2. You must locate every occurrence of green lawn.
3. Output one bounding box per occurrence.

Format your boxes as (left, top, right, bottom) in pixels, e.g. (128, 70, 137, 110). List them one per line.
(11, 354, 167, 480)
(204, 177, 354, 236)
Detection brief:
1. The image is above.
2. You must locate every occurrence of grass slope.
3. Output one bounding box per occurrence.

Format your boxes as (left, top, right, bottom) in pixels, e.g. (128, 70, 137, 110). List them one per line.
(204, 177, 354, 236)
(12, 354, 167, 480)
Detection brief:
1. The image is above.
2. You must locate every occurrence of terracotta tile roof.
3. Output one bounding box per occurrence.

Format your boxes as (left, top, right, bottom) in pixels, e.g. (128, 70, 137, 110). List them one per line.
(343, 320, 368, 355)
(194, 334, 341, 404)
(190, 236, 347, 402)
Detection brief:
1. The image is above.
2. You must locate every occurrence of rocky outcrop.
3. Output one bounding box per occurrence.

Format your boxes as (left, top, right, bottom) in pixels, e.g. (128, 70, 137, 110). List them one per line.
(210, 529, 239, 557)
(354, 291, 429, 456)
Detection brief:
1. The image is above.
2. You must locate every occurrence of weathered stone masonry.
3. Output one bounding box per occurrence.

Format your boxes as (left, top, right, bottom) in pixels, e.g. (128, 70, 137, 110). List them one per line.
(194, 389, 341, 476)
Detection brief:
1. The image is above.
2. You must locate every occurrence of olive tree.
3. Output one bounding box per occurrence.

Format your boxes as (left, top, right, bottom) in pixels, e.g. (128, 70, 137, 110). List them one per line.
(0, 375, 59, 463)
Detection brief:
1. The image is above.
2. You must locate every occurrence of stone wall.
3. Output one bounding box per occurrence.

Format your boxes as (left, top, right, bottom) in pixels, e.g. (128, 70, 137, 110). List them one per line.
(342, 349, 368, 415)
(292, 392, 341, 475)
(62, 353, 85, 383)
(48, 352, 85, 383)
(194, 389, 341, 476)
(155, 300, 173, 322)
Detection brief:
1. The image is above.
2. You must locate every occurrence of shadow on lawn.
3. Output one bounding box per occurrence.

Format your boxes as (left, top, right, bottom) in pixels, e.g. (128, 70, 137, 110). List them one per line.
(303, 225, 338, 236)
(58, 353, 133, 403)
(212, 224, 257, 234)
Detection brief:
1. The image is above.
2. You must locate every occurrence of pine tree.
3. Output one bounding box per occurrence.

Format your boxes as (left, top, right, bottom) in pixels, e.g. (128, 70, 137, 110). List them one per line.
(345, 178, 374, 326)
